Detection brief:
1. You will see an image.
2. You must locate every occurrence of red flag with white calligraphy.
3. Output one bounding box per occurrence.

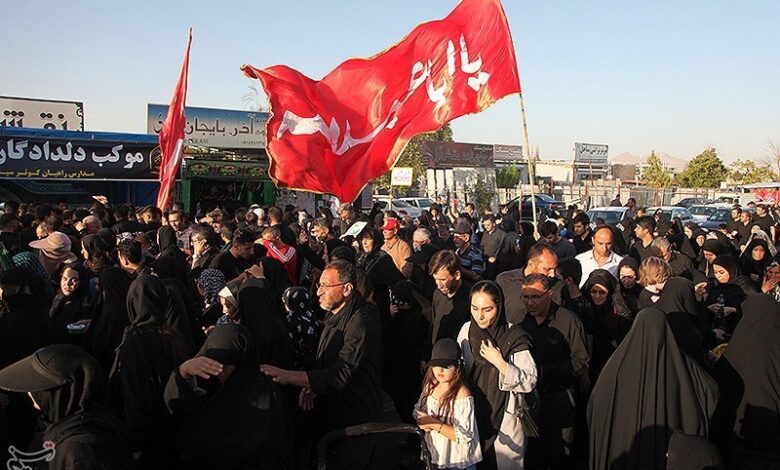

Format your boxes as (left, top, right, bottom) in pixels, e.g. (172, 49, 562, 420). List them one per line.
(156, 29, 192, 211)
(242, 0, 520, 202)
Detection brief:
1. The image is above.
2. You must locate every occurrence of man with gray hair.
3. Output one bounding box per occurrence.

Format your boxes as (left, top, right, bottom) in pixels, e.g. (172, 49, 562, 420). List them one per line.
(77, 215, 102, 236)
(650, 236, 696, 281)
(412, 227, 431, 252)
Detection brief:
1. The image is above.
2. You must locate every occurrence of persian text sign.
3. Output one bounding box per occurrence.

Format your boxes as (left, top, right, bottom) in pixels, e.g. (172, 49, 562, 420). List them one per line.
(147, 104, 268, 149)
(0, 96, 84, 131)
(0, 135, 158, 180)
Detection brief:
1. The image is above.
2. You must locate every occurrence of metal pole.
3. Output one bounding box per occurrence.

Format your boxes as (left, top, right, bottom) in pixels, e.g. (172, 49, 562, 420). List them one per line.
(519, 93, 538, 234)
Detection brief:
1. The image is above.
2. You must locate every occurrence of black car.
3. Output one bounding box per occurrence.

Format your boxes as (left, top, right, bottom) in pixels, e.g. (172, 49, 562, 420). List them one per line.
(506, 194, 566, 221)
(701, 208, 732, 230)
(675, 197, 712, 208)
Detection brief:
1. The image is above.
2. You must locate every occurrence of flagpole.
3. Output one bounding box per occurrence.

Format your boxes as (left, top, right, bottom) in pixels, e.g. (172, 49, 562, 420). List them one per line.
(519, 93, 538, 236)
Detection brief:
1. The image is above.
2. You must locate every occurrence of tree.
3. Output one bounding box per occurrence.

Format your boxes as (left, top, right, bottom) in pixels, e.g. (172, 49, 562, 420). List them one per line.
(240, 83, 265, 112)
(676, 147, 727, 188)
(496, 165, 521, 188)
(769, 140, 780, 175)
(642, 150, 672, 189)
(373, 123, 454, 191)
(729, 159, 777, 185)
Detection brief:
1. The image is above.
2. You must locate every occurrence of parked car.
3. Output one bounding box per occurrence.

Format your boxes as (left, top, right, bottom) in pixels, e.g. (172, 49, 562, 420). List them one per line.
(646, 206, 694, 226)
(505, 194, 566, 221)
(675, 197, 711, 208)
(396, 197, 435, 211)
(586, 207, 631, 227)
(688, 205, 718, 224)
(714, 196, 738, 205)
(700, 208, 732, 230)
(372, 197, 423, 218)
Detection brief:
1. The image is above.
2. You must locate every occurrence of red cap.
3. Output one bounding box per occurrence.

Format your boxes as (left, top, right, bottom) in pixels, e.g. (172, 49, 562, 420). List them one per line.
(380, 218, 400, 231)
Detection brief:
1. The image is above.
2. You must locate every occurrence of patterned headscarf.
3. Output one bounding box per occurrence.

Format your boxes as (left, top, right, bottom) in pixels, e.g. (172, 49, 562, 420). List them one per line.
(12, 252, 53, 285)
(12, 251, 55, 296)
(198, 268, 226, 307)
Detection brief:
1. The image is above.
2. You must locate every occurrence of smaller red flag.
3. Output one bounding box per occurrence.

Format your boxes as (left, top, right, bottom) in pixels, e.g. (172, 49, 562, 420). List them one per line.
(156, 29, 192, 211)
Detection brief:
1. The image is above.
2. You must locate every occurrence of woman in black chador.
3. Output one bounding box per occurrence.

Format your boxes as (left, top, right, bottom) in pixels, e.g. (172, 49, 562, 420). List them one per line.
(587, 308, 719, 470)
(165, 323, 292, 469)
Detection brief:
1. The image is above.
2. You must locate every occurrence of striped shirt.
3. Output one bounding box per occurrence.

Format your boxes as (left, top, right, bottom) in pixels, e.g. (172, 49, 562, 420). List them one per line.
(457, 244, 484, 277)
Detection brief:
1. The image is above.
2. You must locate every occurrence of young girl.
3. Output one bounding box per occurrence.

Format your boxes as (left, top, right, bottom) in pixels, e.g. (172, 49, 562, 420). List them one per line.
(415, 338, 482, 469)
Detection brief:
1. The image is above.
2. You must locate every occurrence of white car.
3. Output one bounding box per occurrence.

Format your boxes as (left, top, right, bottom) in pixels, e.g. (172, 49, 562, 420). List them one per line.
(372, 196, 423, 218)
(396, 197, 434, 211)
(688, 205, 718, 224)
(586, 207, 630, 227)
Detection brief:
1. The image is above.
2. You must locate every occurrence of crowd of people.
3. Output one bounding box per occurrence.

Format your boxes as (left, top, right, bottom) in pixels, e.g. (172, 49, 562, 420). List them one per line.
(0, 194, 777, 469)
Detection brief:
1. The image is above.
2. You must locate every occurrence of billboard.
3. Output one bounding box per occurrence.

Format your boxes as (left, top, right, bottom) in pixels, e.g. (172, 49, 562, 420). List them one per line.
(493, 144, 524, 162)
(0, 96, 84, 131)
(147, 104, 268, 149)
(421, 141, 494, 169)
(574, 142, 608, 165)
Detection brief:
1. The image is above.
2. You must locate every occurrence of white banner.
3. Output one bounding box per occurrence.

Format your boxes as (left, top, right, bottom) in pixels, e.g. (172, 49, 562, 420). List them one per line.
(391, 167, 414, 186)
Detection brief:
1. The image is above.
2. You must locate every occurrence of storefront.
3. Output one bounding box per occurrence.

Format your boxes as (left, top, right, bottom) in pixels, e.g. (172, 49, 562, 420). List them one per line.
(179, 154, 276, 215)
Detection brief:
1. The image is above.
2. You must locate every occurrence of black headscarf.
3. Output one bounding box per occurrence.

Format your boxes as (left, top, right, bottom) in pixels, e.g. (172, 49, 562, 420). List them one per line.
(587, 308, 719, 470)
(81, 234, 111, 274)
(237, 278, 294, 368)
(164, 323, 292, 468)
(467, 281, 531, 444)
(707, 255, 755, 318)
(157, 225, 179, 256)
(714, 294, 780, 449)
(87, 267, 132, 373)
(653, 277, 709, 368)
(0, 268, 52, 369)
(126, 274, 167, 330)
(739, 238, 770, 283)
(355, 228, 386, 274)
(583, 269, 634, 374)
(617, 257, 642, 313)
(26, 345, 105, 426)
(48, 274, 88, 344)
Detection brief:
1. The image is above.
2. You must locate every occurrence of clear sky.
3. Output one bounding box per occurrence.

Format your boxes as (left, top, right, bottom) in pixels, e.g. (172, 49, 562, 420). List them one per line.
(3, 0, 779, 163)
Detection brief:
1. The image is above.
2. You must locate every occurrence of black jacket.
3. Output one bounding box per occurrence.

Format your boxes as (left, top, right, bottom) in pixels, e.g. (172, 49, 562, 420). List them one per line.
(430, 280, 473, 344)
(307, 295, 384, 432)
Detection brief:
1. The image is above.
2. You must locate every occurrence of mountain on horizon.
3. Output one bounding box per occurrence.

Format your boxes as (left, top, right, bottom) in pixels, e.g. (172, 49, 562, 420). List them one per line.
(610, 152, 687, 171)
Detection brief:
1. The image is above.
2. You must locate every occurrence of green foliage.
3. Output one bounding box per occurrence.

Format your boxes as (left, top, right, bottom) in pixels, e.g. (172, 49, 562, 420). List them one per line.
(728, 159, 777, 185)
(496, 165, 521, 188)
(676, 147, 727, 188)
(373, 123, 454, 191)
(471, 178, 495, 212)
(642, 150, 672, 189)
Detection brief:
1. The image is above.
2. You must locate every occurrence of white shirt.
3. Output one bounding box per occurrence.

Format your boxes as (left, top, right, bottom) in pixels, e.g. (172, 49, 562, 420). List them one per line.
(414, 395, 482, 469)
(576, 249, 623, 287)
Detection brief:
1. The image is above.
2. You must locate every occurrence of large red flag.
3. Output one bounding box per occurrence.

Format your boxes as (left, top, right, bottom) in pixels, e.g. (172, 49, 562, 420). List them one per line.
(242, 0, 520, 202)
(156, 29, 192, 211)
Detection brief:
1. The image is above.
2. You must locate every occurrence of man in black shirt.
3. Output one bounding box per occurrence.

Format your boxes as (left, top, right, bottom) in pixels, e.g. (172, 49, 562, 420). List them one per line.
(260, 260, 383, 470)
(571, 212, 593, 255)
(519, 273, 589, 470)
(209, 228, 256, 281)
(735, 210, 755, 250)
(480, 215, 508, 279)
(429, 250, 472, 344)
(268, 206, 298, 248)
(111, 205, 146, 234)
(496, 244, 558, 324)
(753, 204, 775, 243)
(629, 216, 656, 263)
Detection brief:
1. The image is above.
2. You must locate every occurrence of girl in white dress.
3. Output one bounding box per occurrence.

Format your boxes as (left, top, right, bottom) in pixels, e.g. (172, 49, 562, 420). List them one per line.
(415, 338, 482, 470)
